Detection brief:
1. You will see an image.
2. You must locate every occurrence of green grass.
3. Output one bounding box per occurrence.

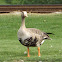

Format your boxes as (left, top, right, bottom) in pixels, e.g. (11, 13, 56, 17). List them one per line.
(0, 13, 62, 62)
(0, 0, 7, 5)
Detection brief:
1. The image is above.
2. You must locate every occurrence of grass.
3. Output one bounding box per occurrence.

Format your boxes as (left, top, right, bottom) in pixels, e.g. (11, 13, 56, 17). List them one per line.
(0, 13, 62, 62)
(0, 0, 7, 5)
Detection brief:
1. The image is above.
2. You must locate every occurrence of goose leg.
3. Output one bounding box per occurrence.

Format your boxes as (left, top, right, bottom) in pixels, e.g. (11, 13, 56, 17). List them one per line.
(27, 47, 30, 57)
(38, 47, 41, 57)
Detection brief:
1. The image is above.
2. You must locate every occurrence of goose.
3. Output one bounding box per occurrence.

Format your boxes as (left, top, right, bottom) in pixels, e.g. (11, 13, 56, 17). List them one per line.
(17, 11, 51, 57)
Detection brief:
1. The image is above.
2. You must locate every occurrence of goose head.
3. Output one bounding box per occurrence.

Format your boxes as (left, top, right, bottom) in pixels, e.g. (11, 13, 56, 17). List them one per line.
(21, 11, 28, 18)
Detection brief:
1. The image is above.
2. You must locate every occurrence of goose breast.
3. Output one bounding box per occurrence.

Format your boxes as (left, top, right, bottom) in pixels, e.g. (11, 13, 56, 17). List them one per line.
(17, 28, 31, 41)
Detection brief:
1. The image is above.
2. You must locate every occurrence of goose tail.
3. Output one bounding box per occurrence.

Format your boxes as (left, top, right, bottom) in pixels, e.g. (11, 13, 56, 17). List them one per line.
(46, 33, 54, 35)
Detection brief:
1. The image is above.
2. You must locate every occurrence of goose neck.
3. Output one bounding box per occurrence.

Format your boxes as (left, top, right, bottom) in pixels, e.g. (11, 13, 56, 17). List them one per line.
(21, 17, 26, 28)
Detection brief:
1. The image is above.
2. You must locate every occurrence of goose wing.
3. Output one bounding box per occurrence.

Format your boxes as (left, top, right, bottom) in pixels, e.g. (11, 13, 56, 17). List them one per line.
(28, 28, 43, 35)
(28, 28, 51, 40)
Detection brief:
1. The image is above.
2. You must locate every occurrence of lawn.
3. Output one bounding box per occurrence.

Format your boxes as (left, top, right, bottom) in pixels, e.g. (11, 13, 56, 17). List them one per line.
(0, 13, 62, 62)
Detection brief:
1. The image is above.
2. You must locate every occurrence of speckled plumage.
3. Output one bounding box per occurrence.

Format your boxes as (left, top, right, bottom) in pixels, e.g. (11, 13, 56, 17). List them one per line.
(19, 37, 38, 47)
(17, 11, 51, 47)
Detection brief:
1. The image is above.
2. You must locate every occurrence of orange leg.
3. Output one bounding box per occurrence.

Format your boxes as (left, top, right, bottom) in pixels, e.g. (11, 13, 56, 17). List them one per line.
(27, 47, 30, 57)
(38, 47, 41, 57)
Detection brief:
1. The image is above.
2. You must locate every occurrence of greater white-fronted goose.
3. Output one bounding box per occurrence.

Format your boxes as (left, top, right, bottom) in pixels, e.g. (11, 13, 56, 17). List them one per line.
(17, 11, 51, 57)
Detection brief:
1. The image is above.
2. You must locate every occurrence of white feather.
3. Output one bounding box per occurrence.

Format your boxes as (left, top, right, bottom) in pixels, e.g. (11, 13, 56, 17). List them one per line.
(24, 11, 28, 17)
(41, 40, 45, 45)
(17, 28, 31, 41)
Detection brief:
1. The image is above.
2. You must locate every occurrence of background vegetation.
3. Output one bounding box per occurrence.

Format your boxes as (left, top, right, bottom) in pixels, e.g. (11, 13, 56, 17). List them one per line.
(0, 0, 62, 5)
(0, 13, 62, 62)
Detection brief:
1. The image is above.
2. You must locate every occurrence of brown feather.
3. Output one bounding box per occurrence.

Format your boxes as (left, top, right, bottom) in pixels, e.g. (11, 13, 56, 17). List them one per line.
(28, 28, 43, 35)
